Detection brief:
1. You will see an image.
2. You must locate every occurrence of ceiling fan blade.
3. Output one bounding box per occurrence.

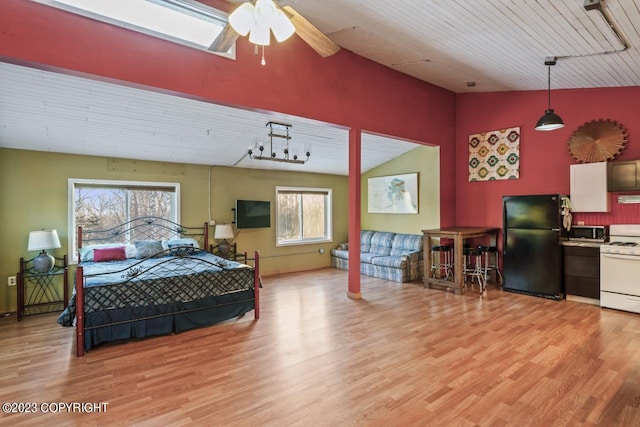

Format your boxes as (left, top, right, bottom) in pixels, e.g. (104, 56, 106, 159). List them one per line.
(208, 23, 240, 52)
(282, 5, 340, 58)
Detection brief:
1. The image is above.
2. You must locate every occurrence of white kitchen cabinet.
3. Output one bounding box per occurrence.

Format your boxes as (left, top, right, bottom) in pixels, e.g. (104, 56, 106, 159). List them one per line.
(570, 162, 609, 212)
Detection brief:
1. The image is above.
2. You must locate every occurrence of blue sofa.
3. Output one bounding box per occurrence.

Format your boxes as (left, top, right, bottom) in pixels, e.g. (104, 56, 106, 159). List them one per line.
(330, 230, 423, 282)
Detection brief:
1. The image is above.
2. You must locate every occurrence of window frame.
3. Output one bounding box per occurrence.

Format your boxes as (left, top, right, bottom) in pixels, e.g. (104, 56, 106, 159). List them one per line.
(275, 186, 333, 247)
(32, 0, 236, 60)
(68, 178, 181, 263)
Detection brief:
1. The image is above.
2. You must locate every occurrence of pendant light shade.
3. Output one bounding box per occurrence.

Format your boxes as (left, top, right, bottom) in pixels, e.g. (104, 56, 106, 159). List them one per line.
(535, 59, 565, 131)
(535, 109, 565, 131)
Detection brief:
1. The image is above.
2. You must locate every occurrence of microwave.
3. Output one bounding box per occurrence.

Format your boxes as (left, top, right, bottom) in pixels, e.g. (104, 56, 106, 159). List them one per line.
(569, 225, 608, 242)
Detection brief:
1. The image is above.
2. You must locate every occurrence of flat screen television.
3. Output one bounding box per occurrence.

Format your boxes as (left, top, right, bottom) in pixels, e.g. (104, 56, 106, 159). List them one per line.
(235, 199, 271, 229)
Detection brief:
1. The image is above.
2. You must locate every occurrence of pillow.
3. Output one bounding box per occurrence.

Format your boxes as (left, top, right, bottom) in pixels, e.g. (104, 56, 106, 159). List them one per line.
(168, 243, 198, 256)
(167, 238, 200, 249)
(124, 243, 138, 259)
(93, 246, 127, 262)
(79, 244, 125, 262)
(134, 240, 164, 259)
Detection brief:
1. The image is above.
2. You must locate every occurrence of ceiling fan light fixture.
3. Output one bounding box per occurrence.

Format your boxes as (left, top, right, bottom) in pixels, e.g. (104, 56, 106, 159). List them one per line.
(249, 21, 271, 46)
(255, 0, 278, 21)
(229, 0, 294, 47)
(228, 3, 255, 36)
(271, 9, 296, 42)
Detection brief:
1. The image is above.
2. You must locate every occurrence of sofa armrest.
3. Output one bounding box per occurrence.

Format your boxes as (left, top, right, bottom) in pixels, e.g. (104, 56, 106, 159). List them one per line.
(402, 250, 423, 280)
(402, 250, 422, 264)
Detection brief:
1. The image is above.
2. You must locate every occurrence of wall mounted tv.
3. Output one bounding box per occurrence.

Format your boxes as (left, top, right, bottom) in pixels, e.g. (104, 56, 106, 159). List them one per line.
(235, 200, 271, 229)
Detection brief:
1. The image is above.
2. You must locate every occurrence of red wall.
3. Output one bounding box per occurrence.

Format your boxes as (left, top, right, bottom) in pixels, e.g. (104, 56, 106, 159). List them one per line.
(6, 1, 638, 230)
(0, 0, 457, 225)
(456, 87, 640, 229)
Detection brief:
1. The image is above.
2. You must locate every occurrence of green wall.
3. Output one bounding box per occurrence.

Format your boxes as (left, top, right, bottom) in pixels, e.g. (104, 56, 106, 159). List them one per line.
(0, 148, 348, 313)
(0, 145, 435, 313)
(209, 166, 348, 276)
(361, 145, 440, 234)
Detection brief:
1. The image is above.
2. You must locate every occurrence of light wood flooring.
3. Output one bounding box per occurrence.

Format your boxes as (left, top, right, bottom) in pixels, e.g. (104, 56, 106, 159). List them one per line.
(1, 268, 640, 426)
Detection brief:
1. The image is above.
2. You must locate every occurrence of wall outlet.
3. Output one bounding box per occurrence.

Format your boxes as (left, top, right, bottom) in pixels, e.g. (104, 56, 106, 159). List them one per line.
(7, 276, 16, 286)
(319, 248, 325, 254)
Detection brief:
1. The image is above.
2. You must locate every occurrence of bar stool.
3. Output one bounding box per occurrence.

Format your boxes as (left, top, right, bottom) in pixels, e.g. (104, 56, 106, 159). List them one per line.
(431, 245, 453, 280)
(463, 247, 485, 293)
(477, 245, 502, 285)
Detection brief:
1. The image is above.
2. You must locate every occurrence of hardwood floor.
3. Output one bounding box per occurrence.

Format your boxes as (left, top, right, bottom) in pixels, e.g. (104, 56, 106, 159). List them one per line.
(1, 268, 640, 426)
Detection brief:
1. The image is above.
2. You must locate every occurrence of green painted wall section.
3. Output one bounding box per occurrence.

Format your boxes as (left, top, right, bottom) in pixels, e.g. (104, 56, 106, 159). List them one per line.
(0, 148, 348, 313)
(0, 145, 432, 312)
(361, 145, 440, 235)
(209, 166, 349, 276)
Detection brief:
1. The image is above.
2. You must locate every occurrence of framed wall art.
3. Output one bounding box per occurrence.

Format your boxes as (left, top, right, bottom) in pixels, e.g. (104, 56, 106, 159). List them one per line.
(367, 173, 418, 214)
(468, 126, 520, 181)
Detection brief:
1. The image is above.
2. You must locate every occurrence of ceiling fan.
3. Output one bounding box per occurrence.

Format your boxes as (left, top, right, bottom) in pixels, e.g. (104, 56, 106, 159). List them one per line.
(208, 0, 340, 58)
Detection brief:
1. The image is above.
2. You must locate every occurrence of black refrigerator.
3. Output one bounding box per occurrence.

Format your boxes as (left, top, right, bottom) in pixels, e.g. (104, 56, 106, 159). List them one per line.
(502, 194, 569, 300)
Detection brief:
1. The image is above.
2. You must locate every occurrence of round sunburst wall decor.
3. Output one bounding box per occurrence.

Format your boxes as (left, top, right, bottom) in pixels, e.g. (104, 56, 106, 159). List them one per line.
(567, 119, 628, 163)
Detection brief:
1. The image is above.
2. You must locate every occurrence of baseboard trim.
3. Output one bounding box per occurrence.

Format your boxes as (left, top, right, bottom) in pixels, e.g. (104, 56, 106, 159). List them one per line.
(566, 294, 600, 306)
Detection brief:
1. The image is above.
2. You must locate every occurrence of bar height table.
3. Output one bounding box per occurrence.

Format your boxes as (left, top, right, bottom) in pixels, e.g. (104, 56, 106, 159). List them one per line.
(422, 227, 500, 294)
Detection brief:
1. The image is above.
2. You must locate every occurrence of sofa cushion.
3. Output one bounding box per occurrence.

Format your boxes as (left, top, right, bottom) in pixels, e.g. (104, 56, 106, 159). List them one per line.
(360, 230, 376, 253)
(330, 248, 349, 260)
(390, 234, 423, 256)
(371, 256, 406, 269)
(369, 232, 395, 255)
(360, 252, 379, 264)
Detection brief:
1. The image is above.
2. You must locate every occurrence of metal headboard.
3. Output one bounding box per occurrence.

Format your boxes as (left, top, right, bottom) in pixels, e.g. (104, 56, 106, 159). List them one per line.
(77, 216, 208, 249)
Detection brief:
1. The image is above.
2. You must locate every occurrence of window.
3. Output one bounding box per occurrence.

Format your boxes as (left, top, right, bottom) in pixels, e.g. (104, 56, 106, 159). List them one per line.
(68, 178, 180, 261)
(276, 187, 332, 246)
(32, 0, 234, 58)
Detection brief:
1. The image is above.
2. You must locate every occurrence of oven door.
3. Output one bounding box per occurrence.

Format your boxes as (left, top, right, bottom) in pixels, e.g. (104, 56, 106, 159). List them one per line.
(600, 252, 640, 313)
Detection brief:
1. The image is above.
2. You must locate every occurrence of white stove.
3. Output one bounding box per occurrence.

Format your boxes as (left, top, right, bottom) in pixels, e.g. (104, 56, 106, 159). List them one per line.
(600, 224, 640, 314)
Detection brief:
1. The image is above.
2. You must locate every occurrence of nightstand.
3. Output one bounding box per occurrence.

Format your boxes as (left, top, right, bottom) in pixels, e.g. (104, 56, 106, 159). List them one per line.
(17, 255, 68, 321)
(210, 242, 247, 263)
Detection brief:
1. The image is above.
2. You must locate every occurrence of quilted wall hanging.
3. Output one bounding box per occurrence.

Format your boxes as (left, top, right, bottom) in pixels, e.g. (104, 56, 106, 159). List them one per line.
(468, 126, 520, 181)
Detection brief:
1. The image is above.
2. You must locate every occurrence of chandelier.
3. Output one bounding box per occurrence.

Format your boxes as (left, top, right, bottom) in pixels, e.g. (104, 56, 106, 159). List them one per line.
(248, 121, 311, 164)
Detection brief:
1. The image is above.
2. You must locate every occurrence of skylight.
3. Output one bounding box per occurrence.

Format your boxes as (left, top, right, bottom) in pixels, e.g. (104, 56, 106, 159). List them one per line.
(32, 0, 234, 58)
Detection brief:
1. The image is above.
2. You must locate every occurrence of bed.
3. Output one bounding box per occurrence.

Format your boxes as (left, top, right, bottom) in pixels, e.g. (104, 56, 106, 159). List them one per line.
(57, 217, 260, 357)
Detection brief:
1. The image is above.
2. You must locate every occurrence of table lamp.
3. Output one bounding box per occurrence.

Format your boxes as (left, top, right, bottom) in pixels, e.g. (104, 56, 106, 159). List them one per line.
(28, 229, 61, 273)
(214, 224, 234, 257)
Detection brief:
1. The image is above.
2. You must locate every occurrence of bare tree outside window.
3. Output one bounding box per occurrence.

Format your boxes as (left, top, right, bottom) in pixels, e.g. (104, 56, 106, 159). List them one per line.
(71, 180, 178, 255)
(276, 187, 332, 245)
(302, 193, 325, 239)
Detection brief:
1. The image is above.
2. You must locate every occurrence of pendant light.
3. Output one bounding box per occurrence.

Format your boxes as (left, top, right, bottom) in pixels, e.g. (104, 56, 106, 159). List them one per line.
(535, 57, 565, 131)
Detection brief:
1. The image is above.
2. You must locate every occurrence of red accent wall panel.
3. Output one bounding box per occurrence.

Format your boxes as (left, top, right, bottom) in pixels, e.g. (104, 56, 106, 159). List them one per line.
(0, 0, 457, 225)
(456, 87, 640, 229)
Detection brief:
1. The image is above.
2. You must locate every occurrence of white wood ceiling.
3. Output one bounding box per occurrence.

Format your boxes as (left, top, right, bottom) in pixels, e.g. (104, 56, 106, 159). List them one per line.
(0, 62, 421, 175)
(2, 0, 639, 174)
(284, 0, 640, 92)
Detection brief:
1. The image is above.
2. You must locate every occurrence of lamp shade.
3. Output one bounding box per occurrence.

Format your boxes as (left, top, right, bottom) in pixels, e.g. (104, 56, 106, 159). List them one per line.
(214, 224, 234, 240)
(535, 109, 565, 131)
(28, 230, 61, 251)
